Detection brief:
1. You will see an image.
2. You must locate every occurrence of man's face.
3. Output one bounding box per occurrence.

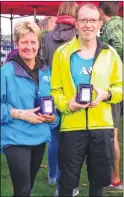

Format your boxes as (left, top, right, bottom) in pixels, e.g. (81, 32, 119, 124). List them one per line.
(75, 6, 102, 42)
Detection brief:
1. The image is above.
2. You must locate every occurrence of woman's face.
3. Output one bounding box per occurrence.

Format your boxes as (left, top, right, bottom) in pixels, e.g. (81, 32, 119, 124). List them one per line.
(16, 32, 39, 62)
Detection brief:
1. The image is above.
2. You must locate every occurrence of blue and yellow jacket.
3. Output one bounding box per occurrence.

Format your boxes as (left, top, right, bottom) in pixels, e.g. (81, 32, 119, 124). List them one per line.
(51, 36, 122, 132)
(1, 61, 60, 151)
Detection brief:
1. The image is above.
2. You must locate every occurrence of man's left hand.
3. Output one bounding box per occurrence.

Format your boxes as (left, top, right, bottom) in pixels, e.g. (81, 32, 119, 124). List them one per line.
(90, 87, 109, 107)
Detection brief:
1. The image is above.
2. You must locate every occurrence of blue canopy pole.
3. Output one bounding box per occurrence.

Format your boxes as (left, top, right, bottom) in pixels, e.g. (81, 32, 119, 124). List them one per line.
(0, 14, 1, 42)
(10, 8, 13, 50)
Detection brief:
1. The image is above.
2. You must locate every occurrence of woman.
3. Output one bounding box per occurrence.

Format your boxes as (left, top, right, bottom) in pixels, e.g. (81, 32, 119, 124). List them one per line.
(39, 2, 79, 197)
(1, 21, 59, 197)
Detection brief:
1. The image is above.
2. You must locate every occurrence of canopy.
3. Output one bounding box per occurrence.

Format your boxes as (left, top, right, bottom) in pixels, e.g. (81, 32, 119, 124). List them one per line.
(1, 1, 63, 17)
(1, 1, 122, 18)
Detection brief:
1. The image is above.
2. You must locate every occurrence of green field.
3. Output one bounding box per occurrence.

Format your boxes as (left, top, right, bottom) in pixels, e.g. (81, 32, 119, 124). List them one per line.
(1, 117, 123, 197)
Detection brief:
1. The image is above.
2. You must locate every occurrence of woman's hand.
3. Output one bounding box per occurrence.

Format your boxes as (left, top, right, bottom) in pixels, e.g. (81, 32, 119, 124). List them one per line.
(11, 107, 46, 124)
(41, 114, 56, 123)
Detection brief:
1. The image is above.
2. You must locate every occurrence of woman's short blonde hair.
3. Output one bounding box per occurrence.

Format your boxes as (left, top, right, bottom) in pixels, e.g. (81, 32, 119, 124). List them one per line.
(57, 2, 78, 18)
(14, 21, 41, 43)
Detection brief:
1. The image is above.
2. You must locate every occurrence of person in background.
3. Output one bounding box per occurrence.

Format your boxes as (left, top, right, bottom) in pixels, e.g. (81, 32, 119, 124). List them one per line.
(51, 3, 122, 197)
(99, 1, 123, 191)
(1, 21, 59, 197)
(100, 1, 123, 60)
(40, 2, 77, 67)
(39, 2, 79, 197)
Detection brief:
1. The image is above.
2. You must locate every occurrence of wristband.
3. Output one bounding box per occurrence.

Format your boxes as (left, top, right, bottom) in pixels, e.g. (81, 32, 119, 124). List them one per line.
(106, 91, 112, 101)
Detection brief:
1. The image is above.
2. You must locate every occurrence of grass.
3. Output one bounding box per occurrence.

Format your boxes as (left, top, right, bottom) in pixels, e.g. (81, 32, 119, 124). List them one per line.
(1, 117, 123, 197)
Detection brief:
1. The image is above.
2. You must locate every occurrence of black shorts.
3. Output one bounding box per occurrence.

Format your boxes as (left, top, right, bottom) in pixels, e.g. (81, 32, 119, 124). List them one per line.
(111, 101, 123, 128)
(58, 129, 114, 189)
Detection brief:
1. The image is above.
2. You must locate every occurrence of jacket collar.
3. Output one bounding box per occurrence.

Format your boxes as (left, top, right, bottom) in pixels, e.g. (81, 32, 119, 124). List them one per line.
(94, 37, 109, 62)
(12, 61, 31, 78)
(70, 36, 109, 61)
(12, 61, 48, 79)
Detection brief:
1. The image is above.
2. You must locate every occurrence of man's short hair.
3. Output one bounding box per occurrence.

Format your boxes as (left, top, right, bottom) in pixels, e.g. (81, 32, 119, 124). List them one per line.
(76, 3, 102, 20)
(99, 1, 119, 16)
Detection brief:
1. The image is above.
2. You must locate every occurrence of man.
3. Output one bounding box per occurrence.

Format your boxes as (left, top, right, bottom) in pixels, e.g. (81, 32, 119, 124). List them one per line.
(99, 1, 123, 190)
(99, 2, 123, 60)
(51, 3, 122, 197)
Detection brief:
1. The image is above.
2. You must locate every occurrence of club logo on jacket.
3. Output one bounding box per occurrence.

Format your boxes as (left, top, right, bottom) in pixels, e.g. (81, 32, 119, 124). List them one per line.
(42, 75, 51, 82)
(79, 67, 92, 75)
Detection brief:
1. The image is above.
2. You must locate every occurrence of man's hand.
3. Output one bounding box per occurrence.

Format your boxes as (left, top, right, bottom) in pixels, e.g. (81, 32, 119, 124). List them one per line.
(90, 87, 109, 107)
(68, 95, 90, 112)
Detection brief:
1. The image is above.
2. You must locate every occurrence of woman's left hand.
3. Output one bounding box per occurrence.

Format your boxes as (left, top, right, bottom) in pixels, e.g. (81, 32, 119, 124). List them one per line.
(38, 113, 56, 123)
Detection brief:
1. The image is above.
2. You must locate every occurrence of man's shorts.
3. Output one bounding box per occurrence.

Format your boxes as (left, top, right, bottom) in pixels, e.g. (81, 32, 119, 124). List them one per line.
(111, 101, 123, 128)
(58, 129, 114, 189)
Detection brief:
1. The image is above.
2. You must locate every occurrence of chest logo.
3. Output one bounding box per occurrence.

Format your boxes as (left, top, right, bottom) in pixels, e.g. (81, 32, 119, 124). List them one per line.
(43, 76, 51, 82)
(79, 67, 92, 75)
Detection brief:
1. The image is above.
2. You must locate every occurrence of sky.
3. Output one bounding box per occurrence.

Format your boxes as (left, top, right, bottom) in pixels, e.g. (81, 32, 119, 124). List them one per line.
(1, 15, 45, 35)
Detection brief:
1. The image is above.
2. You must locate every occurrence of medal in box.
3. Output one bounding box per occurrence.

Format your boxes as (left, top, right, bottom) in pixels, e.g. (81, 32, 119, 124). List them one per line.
(34, 96, 55, 115)
(76, 84, 93, 104)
